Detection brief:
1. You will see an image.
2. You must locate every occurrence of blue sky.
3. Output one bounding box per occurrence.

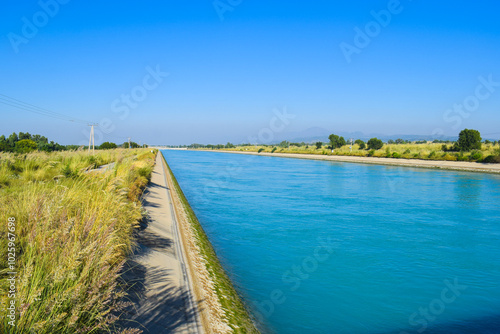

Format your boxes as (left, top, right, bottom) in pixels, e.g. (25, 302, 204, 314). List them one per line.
(1, 0, 500, 145)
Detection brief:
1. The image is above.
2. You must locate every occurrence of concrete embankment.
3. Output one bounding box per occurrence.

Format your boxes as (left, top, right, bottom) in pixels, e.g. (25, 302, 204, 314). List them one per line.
(215, 150, 500, 174)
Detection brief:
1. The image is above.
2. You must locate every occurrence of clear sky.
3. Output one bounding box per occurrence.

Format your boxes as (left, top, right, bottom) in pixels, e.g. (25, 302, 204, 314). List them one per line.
(1, 0, 500, 145)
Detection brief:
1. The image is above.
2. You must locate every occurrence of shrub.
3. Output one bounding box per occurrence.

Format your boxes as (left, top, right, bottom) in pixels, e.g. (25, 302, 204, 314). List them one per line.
(392, 152, 401, 158)
(368, 149, 376, 157)
(271, 147, 277, 153)
(428, 151, 436, 159)
(456, 153, 468, 161)
(258, 148, 264, 153)
(403, 149, 411, 154)
(61, 163, 77, 178)
(443, 153, 457, 161)
(315, 142, 323, 149)
(483, 155, 500, 163)
(469, 150, 483, 161)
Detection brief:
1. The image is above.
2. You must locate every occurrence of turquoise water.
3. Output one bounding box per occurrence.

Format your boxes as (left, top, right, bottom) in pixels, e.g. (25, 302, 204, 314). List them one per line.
(161, 150, 500, 334)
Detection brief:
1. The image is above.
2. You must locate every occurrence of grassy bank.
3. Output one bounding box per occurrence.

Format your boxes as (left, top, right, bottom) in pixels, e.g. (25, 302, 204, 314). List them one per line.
(161, 154, 258, 333)
(216, 142, 500, 163)
(0, 149, 156, 333)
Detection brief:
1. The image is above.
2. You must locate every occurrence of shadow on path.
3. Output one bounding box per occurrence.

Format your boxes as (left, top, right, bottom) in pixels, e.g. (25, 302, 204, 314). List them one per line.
(118, 259, 203, 333)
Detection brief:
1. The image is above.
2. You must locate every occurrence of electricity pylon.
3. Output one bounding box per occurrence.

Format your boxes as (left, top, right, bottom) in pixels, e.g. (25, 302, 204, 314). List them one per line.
(88, 124, 98, 154)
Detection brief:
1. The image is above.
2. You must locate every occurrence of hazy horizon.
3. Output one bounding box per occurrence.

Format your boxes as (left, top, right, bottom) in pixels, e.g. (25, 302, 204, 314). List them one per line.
(2, 1, 500, 145)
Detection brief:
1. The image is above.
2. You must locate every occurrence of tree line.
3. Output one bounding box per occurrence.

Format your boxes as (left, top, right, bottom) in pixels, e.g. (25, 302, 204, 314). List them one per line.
(0, 132, 147, 153)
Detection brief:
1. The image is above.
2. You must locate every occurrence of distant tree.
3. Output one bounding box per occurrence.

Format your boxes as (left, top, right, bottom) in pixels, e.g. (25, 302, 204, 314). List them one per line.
(315, 141, 323, 149)
(0, 135, 11, 152)
(279, 140, 290, 148)
(484, 139, 491, 145)
(99, 142, 117, 150)
(367, 138, 384, 150)
(122, 141, 140, 148)
(355, 139, 366, 149)
(8, 133, 18, 147)
(388, 139, 395, 144)
(18, 132, 31, 140)
(457, 129, 482, 151)
(15, 139, 37, 153)
(225, 142, 235, 149)
(395, 138, 405, 144)
(328, 134, 346, 151)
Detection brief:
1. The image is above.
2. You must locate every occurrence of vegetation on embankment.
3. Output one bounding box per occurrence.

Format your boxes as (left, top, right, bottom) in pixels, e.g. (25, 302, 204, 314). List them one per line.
(161, 154, 259, 333)
(0, 148, 156, 333)
(194, 129, 500, 164)
(221, 141, 500, 162)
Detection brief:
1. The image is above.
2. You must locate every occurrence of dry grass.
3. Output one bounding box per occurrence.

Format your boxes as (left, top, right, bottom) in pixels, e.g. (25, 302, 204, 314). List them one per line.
(0, 149, 156, 333)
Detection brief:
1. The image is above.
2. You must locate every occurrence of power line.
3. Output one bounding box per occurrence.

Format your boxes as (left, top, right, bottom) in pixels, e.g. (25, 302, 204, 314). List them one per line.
(0, 93, 95, 125)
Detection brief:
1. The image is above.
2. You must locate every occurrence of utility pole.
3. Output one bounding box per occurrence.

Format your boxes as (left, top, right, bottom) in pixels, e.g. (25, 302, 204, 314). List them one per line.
(350, 138, 353, 152)
(88, 124, 98, 154)
(128, 137, 131, 149)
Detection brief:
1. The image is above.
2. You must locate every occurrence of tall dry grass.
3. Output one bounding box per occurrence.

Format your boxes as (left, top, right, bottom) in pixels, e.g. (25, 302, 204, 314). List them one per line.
(0, 148, 156, 333)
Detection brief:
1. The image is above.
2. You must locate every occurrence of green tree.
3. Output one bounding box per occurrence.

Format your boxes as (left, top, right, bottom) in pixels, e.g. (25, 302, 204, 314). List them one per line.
(8, 132, 18, 147)
(225, 142, 235, 148)
(18, 132, 32, 140)
(315, 141, 323, 149)
(328, 134, 346, 151)
(457, 129, 481, 151)
(15, 139, 37, 153)
(355, 139, 366, 149)
(367, 138, 383, 150)
(99, 142, 117, 150)
(279, 140, 290, 148)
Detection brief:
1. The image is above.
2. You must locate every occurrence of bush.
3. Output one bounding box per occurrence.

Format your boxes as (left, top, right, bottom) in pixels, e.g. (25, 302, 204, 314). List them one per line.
(392, 152, 401, 158)
(456, 153, 468, 161)
(258, 148, 264, 153)
(428, 151, 436, 159)
(403, 149, 411, 154)
(271, 147, 277, 153)
(367, 149, 376, 157)
(61, 164, 77, 178)
(99, 142, 117, 150)
(367, 138, 383, 150)
(315, 142, 323, 149)
(469, 150, 483, 161)
(483, 155, 500, 163)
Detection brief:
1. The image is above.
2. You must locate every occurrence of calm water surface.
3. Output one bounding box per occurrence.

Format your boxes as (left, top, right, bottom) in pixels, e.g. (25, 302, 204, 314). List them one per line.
(161, 150, 500, 334)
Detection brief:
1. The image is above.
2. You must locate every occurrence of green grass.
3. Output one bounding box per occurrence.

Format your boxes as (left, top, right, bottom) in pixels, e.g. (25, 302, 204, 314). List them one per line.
(219, 142, 500, 162)
(0, 149, 156, 333)
(162, 155, 259, 333)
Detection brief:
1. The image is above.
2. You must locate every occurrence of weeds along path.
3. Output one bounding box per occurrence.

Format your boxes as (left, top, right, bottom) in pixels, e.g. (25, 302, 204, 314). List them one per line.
(0, 149, 155, 333)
